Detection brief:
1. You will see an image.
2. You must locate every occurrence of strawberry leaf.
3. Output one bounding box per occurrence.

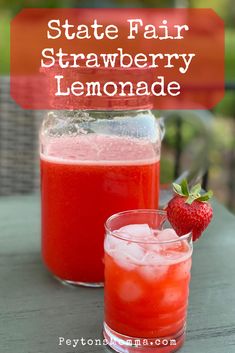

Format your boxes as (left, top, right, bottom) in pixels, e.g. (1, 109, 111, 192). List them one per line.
(181, 179, 190, 196)
(190, 183, 201, 195)
(197, 190, 213, 201)
(173, 183, 184, 196)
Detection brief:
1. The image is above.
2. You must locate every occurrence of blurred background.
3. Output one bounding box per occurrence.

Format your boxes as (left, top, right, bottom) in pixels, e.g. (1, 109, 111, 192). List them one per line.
(0, 0, 234, 212)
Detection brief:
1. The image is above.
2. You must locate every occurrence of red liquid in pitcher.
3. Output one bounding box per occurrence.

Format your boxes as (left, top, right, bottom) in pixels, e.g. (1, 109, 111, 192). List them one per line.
(40, 134, 160, 283)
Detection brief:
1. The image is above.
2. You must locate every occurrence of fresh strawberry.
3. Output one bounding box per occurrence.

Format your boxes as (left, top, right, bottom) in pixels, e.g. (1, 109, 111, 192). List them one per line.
(166, 179, 213, 241)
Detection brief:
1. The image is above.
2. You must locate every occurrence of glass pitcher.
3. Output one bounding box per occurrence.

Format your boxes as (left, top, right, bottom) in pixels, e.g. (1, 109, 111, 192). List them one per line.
(40, 108, 164, 286)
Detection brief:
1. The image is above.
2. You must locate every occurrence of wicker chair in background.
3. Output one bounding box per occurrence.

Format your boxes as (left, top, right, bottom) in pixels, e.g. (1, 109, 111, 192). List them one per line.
(0, 76, 43, 195)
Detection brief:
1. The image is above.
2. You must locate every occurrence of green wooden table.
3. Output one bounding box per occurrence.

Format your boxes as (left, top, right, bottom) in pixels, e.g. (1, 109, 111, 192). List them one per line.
(0, 195, 235, 353)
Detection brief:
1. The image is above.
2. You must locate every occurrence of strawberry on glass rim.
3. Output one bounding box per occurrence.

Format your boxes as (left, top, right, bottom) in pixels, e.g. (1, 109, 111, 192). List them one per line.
(166, 179, 213, 241)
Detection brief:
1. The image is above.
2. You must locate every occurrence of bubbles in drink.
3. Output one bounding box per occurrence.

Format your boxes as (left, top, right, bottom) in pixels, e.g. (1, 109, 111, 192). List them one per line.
(41, 134, 159, 165)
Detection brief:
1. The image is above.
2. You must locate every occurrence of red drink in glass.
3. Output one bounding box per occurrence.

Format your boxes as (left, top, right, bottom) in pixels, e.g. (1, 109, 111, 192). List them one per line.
(104, 210, 192, 353)
(41, 134, 160, 285)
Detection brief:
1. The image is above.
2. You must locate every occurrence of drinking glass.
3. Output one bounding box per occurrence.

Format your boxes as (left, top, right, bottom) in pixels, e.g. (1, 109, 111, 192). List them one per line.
(103, 209, 192, 353)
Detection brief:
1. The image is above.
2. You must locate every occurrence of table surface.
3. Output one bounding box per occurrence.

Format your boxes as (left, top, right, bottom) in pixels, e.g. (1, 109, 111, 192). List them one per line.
(0, 195, 235, 353)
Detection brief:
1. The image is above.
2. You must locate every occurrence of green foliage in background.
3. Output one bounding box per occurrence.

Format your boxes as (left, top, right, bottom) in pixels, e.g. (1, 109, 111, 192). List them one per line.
(0, 0, 65, 12)
(0, 13, 10, 74)
(189, 0, 235, 28)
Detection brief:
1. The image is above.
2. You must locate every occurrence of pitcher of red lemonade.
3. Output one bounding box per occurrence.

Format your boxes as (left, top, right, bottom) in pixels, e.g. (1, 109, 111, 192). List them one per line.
(40, 107, 164, 286)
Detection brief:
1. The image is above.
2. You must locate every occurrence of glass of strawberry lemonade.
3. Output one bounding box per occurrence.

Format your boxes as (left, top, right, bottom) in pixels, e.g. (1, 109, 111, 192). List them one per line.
(103, 209, 192, 353)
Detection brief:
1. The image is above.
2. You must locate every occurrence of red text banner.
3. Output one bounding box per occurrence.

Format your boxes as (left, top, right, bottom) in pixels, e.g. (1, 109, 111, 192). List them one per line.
(10, 8, 224, 110)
